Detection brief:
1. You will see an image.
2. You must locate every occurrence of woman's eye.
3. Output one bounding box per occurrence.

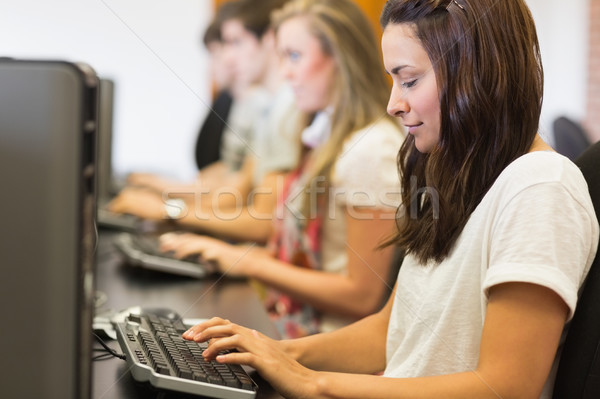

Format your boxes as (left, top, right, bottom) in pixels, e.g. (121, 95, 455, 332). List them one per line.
(289, 51, 300, 62)
(401, 79, 417, 89)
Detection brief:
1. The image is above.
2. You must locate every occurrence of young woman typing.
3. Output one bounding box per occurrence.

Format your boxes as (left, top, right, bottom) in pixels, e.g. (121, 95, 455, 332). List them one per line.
(177, 0, 599, 398)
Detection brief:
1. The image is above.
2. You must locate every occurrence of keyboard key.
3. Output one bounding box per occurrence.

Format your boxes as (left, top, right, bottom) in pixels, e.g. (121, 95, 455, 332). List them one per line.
(193, 371, 208, 382)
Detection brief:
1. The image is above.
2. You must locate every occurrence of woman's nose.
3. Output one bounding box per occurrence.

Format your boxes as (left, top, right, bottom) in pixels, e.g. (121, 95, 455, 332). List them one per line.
(387, 85, 410, 117)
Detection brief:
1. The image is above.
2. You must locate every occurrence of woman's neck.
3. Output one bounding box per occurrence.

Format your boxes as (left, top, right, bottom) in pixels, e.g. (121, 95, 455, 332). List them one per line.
(528, 134, 554, 153)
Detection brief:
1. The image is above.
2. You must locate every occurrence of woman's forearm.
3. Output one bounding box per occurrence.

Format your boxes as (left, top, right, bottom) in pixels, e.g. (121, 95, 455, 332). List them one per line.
(311, 369, 511, 399)
(177, 208, 273, 243)
(282, 306, 391, 373)
(246, 256, 388, 319)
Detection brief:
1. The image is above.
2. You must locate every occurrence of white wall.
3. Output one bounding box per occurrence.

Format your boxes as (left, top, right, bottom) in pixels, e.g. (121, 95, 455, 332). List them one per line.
(0, 0, 213, 181)
(0, 0, 590, 168)
(527, 0, 589, 145)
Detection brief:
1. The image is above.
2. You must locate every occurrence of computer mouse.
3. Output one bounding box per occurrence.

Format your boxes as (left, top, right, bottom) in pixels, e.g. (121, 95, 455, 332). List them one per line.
(139, 307, 182, 321)
(109, 306, 182, 327)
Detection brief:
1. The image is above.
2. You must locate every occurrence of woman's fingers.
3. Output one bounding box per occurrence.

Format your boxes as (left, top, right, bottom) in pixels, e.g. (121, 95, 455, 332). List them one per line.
(215, 350, 257, 368)
(182, 320, 258, 359)
(201, 328, 262, 362)
(185, 319, 314, 397)
(192, 321, 246, 343)
(160, 234, 249, 276)
(159, 232, 194, 251)
(182, 317, 231, 338)
(160, 233, 223, 259)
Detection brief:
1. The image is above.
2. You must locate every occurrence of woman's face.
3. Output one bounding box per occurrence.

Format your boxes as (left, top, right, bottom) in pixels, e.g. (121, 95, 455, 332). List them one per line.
(276, 17, 337, 112)
(221, 19, 270, 89)
(382, 23, 441, 154)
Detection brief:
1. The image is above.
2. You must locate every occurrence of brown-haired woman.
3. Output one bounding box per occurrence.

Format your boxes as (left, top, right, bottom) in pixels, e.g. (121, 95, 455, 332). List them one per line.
(177, 0, 599, 398)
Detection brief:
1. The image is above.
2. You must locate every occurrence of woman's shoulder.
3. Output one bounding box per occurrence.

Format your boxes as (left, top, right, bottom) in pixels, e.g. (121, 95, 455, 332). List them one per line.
(490, 150, 591, 208)
(502, 151, 584, 185)
(331, 118, 404, 198)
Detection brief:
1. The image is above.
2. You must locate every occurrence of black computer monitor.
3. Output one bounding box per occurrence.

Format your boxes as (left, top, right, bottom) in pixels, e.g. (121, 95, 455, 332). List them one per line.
(0, 59, 98, 399)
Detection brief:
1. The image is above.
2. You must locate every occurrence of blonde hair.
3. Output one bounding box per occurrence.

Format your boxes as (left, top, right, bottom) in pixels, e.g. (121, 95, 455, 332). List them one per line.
(271, 0, 395, 216)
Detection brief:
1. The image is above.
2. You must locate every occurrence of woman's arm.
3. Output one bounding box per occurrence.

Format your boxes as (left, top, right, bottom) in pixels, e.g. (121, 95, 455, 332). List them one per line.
(175, 170, 283, 243)
(309, 282, 568, 399)
(163, 207, 397, 319)
(279, 285, 395, 373)
(247, 207, 396, 319)
(109, 160, 282, 243)
(183, 292, 392, 378)
(186, 281, 568, 399)
(107, 164, 251, 222)
(188, 156, 256, 212)
(125, 161, 230, 195)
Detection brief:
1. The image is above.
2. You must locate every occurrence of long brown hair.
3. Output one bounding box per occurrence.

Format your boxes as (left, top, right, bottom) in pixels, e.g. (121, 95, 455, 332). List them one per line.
(381, 0, 544, 264)
(272, 0, 396, 219)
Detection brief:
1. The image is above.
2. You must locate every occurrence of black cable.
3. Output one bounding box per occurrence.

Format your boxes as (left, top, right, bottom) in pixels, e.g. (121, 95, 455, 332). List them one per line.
(93, 332, 126, 361)
(93, 347, 115, 360)
(93, 353, 116, 361)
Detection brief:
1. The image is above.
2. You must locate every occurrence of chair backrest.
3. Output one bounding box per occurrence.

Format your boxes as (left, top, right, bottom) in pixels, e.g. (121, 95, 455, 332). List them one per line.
(553, 141, 600, 399)
(553, 116, 591, 161)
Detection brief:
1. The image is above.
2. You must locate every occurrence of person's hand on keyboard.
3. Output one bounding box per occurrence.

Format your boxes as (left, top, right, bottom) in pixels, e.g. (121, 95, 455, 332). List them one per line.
(182, 317, 316, 398)
(108, 187, 167, 220)
(159, 233, 271, 278)
(127, 172, 171, 193)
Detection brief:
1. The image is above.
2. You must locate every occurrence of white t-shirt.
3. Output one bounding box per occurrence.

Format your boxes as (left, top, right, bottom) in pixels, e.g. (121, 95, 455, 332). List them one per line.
(219, 88, 264, 172)
(384, 151, 599, 398)
(220, 85, 302, 184)
(251, 84, 302, 186)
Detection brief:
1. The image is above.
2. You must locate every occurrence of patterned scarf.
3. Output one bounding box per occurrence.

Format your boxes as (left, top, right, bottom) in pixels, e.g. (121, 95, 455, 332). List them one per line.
(264, 156, 324, 339)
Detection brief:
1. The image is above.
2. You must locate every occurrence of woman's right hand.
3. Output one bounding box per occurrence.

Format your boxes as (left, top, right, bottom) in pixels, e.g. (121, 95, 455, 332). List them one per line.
(159, 233, 270, 278)
(108, 187, 166, 220)
(182, 317, 319, 399)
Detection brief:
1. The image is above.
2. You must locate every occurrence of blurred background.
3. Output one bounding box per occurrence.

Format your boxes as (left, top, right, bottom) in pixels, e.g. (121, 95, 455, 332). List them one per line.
(0, 0, 597, 180)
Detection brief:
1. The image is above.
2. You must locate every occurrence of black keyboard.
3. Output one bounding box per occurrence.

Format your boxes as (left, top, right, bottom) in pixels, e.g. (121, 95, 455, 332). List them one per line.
(129, 233, 189, 258)
(115, 313, 257, 398)
(114, 232, 217, 278)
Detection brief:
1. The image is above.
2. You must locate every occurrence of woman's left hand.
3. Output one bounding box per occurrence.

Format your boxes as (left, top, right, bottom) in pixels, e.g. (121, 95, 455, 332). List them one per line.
(159, 233, 264, 277)
(108, 187, 166, 220)
(183, 317, 319, 399)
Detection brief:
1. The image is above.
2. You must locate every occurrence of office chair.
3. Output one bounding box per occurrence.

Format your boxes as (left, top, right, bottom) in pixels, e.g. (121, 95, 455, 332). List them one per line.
(552, 141, 600, 399)
(553, 116, 591, 161)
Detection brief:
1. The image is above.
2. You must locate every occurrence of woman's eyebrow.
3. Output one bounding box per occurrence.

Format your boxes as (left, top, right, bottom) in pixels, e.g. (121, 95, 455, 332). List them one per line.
(388, 65, 412, 75)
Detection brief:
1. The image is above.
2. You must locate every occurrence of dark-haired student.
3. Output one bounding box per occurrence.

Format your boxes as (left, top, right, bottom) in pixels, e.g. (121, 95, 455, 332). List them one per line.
(175, 0, 599, 398)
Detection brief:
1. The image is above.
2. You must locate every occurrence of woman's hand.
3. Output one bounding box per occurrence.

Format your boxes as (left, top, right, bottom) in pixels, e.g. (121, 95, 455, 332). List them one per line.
(108, 187, 166, 220)
(159, 233, 270, 277)
(183, 317, 319, 399)
(127, 173, 170, 193)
